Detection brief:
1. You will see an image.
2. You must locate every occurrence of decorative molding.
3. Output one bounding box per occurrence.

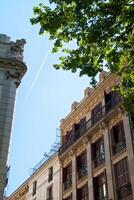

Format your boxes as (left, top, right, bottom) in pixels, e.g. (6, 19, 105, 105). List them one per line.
(82, 136, 89, 145)
(5, 70, 23, 87)
(91, 132, 103, 143)
(0, 57, 27, 73)
(99, 122, 106, 130)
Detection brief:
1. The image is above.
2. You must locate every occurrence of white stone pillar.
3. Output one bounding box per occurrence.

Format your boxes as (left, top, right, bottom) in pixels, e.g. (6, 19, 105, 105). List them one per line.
(60, 165, 63, 200)
(123, 115, 134, 196)
(72, 155, 77, 200)
(87, 142, 94, 200)
(102, 123, 115, 200)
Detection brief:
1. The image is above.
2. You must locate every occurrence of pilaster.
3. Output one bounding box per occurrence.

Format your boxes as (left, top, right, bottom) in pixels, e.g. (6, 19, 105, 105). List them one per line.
(72, 155, 77, 200)
(123, 114, 134, 196)
(101, 122, 115, 200)
(87, 142, 94, 200)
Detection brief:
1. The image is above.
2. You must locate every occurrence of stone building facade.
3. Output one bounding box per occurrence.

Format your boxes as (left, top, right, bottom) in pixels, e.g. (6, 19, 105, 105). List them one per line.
(0, 34, 27, 200)
(59, 72, 134, 200)
(7, 153, 61, 200)
(7, 72, 134, 200)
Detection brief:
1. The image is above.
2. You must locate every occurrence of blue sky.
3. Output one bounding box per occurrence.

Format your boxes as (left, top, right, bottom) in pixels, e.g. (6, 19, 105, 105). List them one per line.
(1, 0, 91, 195)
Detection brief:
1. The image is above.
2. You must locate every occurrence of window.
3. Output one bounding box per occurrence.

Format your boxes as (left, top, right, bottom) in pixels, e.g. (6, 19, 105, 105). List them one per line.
(32, 180, 37, 196)
(63, 162, 72, 191)
(79, 117, 86, 135)
(114, 157, 132, 199)
(77, 183, 88, 200)
(48, 166, 53, 182)
(77, 151, 87, 180)
(111, 120, 126, 155)
(92, 138, 105, 168)
(91, 102, 102, 125)
(47, 186, 53, 200)
(94, 172, 107, 200)
(104, 91, 121, 112)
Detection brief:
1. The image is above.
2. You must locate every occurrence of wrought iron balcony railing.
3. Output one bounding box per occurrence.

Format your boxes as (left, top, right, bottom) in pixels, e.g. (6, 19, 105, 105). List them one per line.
(63, 175, 72, 191)
(112, 140, 126, 155)
(94, 153, 105, 168)
(59, 95, 121, 155)
(117, 182, 132, 199)
(77, 165, 88, 180)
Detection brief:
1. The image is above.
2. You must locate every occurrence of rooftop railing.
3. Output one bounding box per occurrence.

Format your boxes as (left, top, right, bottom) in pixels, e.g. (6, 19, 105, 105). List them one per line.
(59, 95, 121, 155)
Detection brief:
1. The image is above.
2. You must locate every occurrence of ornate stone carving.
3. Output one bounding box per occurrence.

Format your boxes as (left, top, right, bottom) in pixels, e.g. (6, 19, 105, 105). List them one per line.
(99, 122, 106, 130)
(82, 136, 89, 145)
(0, 33, 10, 43)
(91, 132, 102, 143)
(5, 70, 23, 87)
(10, 39, 26, 61)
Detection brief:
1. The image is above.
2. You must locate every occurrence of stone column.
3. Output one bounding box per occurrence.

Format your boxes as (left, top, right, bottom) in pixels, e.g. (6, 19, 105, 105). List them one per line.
(123, 114, 134, 196)
(102, 122, 115, 200)
(0, 75, 16, 199)
(0, 33, 27, 200)
(87, 142, 94, 200)
(72, 155, 77, 200)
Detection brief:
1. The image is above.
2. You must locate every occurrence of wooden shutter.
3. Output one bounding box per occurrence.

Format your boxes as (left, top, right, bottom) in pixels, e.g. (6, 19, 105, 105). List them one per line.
(115, 157, 129, 188)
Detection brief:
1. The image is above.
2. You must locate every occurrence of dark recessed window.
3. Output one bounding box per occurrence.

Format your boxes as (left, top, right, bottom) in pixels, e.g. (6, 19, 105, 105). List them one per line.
(47, 185, 53, 200)
(77, 151, 87, 180)
(92, 138, 105, 168)
(91, 102, 102, 125)
(63, 162, 72, 191)
(94, 172, 108, 200)
(32, 180, 37, 196)
(48, 166, 53, 182)
(77, 183, 88, 200)
(111, 120, 126, 155)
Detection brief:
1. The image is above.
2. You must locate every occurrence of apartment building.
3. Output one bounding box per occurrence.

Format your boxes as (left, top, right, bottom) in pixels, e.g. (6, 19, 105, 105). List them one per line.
(59, 72, 134, 200)
(7, 71, 134, 200)
(7, 153, 61, 200)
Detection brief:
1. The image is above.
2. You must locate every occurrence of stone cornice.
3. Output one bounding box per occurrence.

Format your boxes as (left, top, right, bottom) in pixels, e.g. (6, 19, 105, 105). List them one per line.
(60, 73, 120, 133)
(7, 183, 29, 200)
(0, 57, 27, 75)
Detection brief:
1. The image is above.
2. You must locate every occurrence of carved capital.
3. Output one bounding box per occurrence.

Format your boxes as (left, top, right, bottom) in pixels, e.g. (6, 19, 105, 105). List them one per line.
(5, 70, 23, 87)
(99, 122, 106, 130)
(82, 136, 89, 145)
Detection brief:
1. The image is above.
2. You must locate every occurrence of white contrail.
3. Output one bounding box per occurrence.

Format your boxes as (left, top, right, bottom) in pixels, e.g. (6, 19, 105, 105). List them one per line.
(25, 50, 49, 101)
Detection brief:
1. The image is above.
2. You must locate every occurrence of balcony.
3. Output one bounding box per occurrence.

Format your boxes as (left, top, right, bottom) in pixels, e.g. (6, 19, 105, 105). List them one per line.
(94, 153, 105, 168)
(117, 182, 132, 199)
(77, 165, 88, 180)
(112, 140, 126, 155)
(63, 175, 72, 191)
(59, 95, 121, 155)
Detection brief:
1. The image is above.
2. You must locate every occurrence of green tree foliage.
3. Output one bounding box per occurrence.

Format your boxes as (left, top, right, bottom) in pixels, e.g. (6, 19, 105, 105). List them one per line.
(31, 0, 134, 114)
